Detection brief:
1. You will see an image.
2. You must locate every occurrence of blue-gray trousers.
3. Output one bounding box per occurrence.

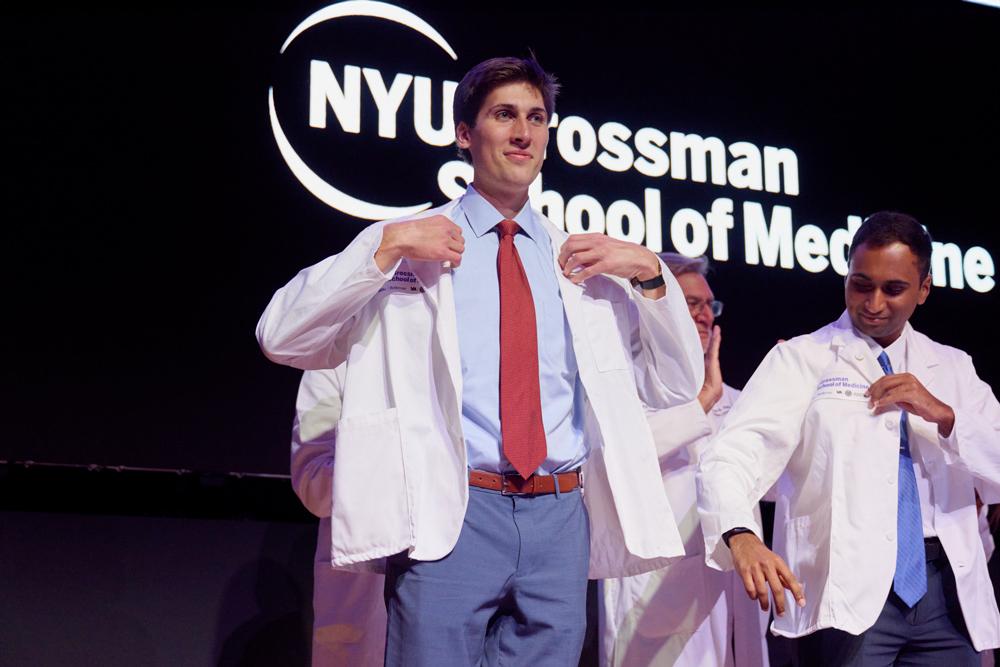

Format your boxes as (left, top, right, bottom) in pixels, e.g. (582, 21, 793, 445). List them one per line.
(384, 485, 590, 666)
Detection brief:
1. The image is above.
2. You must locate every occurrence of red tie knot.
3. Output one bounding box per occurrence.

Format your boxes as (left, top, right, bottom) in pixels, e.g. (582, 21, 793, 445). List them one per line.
(498, 219, 520, 238)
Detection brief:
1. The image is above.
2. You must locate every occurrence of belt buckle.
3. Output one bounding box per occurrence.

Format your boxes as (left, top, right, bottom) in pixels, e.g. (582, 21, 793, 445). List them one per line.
(500, 473, 529, 496)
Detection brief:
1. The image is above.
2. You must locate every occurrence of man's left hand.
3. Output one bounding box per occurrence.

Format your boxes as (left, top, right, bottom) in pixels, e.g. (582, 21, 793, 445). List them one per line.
(558, 233, 662, 290)
(698, 325, 724, 413)
(867, 373, 956, 437)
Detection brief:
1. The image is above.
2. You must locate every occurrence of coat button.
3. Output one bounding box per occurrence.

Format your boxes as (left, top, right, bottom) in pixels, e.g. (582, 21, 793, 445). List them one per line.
(884, 418, 896, 431)
(885, 532, 894, 541)
(855, 353, 865, 361)
(887, 475, 895, 485)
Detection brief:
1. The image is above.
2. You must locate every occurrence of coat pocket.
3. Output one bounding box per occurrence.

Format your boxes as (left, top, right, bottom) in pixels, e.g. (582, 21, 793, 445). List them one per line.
(781, 510, 831, 625)
(330, 408, 412, 558)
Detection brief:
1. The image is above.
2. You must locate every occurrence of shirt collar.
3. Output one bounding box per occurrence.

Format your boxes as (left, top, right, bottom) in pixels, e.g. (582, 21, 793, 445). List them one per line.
(856, 320, 912, 368)
(461, 184, 542, 244)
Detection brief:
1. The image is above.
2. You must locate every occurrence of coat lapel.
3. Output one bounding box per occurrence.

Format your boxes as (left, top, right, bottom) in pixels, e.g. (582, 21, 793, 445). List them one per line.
(899, 326, 944, 472)
(906, 327, 940, 395)
(830, 312, 884, 385)
(404, 200, 465, 420)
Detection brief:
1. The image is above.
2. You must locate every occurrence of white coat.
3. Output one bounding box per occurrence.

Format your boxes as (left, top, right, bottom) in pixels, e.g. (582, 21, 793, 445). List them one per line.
(291, 366, 386, 666)
(601, 385, 770, 666)
(258, 194, 705, 579)
(697, 312, 1000, 651)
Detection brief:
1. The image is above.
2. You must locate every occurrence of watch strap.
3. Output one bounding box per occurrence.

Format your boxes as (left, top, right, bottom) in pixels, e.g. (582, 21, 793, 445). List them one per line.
(630, 272, 665, 290)
(722, 526, 755, 548)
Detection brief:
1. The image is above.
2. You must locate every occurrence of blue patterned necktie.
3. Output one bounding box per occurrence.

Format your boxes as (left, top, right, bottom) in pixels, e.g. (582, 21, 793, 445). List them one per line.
(877, 351, 927, 607)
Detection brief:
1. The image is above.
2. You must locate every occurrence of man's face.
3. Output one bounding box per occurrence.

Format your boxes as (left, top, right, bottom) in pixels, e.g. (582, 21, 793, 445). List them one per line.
(455, 81, 549, 201)
(676, 272, 715, 353)
(845, 241, 930, 346)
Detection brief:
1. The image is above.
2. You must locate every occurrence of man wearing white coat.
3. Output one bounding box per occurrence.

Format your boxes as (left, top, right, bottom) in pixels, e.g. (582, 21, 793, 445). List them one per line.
(257, 56, 703, 666)
(290, 366, 388, 666)
(601, 253, 770, 666)
(697, 211, 1000, 665)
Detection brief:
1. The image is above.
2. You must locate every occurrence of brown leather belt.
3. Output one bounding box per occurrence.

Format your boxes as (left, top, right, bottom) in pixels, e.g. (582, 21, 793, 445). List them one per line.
(468, 469, 581, 496)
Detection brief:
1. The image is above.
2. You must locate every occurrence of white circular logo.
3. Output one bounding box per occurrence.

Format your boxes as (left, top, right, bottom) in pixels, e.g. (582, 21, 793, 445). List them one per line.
(268, 1, 458, 220)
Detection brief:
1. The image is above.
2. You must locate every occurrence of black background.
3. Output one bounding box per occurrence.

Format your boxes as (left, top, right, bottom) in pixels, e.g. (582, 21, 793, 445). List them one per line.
(4, 1, 998, 475)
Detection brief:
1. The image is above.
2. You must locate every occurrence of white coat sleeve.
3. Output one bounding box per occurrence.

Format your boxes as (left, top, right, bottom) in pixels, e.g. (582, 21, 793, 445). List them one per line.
(936, 352, 1000, 498)
(628, 261, 705, 408)
(646, 399, 712, 462)
(697, 342, 814, 570)
(290, 367, 345, 518)
(256, 222, 401, 370)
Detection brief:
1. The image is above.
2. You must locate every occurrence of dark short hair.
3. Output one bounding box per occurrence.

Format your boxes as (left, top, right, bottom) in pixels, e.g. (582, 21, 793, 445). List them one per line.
(452, 55, 559, 163)
(848, 211, 933, 280)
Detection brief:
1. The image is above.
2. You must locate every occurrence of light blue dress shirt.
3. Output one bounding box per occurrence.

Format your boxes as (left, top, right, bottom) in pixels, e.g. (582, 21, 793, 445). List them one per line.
(452, 186, 586, 476)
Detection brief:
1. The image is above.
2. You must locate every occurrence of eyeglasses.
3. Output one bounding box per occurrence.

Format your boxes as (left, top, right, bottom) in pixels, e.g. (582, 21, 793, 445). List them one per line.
(686, 298, 724, 318)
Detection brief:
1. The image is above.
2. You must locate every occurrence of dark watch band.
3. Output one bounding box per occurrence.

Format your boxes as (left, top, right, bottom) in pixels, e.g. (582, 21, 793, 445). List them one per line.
(630, 272, 665, 290)
(722, 526, 755, 548)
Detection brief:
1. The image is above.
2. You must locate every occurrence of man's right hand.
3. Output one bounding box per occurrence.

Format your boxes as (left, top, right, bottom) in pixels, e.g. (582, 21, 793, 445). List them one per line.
(729, 531, 806, 616)
(374, 215, 465, 273)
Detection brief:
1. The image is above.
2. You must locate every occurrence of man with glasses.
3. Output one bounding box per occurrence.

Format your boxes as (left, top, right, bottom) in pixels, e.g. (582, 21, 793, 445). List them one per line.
(669, 254, 729, 415)
(600, 253, 770, 666)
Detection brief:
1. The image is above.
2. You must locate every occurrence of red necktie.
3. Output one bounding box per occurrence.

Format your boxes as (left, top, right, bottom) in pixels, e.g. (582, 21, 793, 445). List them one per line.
(497, 219, 547, 479)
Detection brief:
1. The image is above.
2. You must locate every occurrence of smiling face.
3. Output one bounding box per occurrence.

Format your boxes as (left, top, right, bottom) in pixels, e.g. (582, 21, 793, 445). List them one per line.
(455, 81, 549, 208)
(845, 241, 931, 346)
